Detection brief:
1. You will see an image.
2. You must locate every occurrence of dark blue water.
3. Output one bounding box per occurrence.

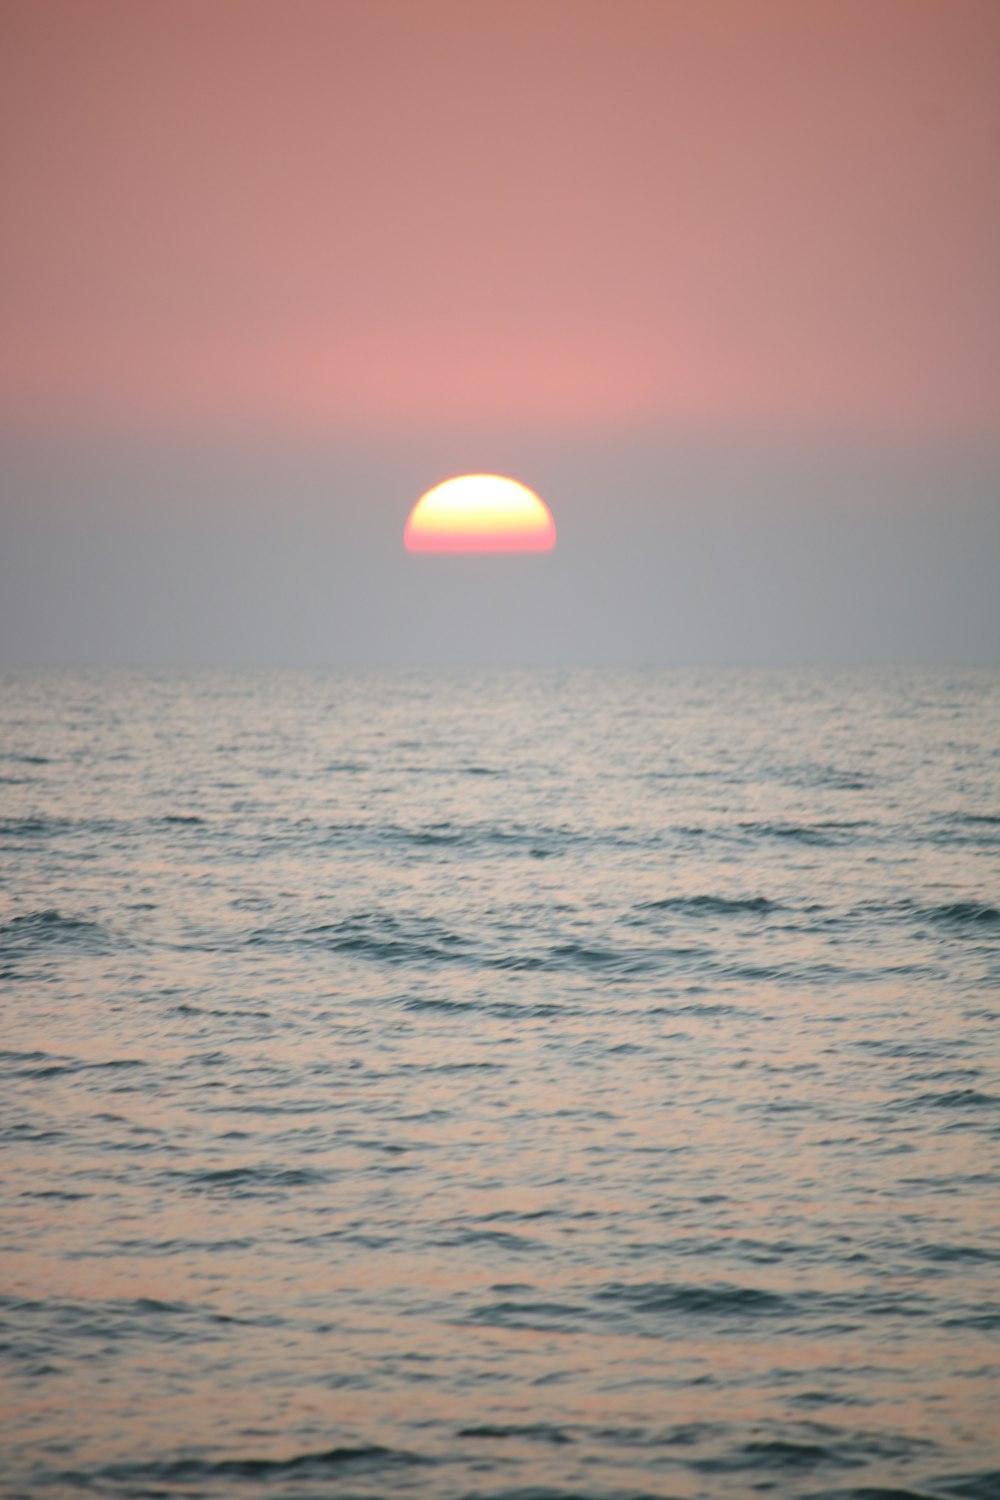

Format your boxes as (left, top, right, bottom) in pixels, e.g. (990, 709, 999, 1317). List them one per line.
(2, 669, 998, 1500)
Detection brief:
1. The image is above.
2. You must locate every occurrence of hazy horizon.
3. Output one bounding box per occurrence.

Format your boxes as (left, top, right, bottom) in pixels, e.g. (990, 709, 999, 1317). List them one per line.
(2, 430, 997, 668)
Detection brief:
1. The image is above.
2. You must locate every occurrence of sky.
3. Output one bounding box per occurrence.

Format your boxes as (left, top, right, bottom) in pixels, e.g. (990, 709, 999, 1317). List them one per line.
(1, 0, 998, 666)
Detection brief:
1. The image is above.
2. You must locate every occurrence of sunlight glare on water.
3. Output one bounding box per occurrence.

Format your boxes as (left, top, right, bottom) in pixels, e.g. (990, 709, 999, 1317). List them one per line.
(1, 669, 998, 1500)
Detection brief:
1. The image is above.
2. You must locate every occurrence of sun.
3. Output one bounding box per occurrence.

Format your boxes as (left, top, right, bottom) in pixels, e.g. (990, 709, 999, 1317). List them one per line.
(404, 474, 556, 553)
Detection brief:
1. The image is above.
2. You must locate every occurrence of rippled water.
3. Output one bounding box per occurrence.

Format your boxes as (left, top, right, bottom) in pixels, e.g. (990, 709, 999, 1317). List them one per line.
(2, 669, 999, 1500)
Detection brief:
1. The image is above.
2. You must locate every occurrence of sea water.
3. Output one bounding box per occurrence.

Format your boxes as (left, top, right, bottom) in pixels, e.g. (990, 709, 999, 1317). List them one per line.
(1, 668, 998, 1500)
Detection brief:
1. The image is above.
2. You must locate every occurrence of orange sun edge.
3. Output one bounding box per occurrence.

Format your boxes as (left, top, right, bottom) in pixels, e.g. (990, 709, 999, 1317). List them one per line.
(404, 524, 556, 553)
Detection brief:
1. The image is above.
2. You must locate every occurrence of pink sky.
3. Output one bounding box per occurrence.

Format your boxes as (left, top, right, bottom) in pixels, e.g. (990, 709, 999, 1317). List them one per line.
(1, 0, 998, 441)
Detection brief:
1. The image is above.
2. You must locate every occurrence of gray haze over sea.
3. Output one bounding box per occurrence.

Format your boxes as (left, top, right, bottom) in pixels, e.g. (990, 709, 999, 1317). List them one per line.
(2, 668, 998, 1500)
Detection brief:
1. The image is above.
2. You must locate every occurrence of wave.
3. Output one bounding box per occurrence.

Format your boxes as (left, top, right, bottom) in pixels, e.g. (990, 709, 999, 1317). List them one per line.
(0, 814, 69, 838)
(468, 1280, 963, 1335)
(465, 1297, 589, 1332)
(931, 1475, 1000, 1500)
(906, 1088, 998, 1111)
(510, 941, 665, 975)
(251, 912, 699, 977)
(807, 769, 870, 791)
(596, 1280, 789, 1318)
(0, 814, 121, 841)
(0, 909, 110, 953)
(89, 1444, 428, 1486)
(0, 1055, 144, 1082)
(459, 1422, 573, 1444)
(737, 820, 871, 845)
(300, 912, 473, 966)
(850, 898, 1000, 931)
(927, 811, 1000, 846)
(921, 901, 1000, 928)
(695, 1437, 854, 1473)
(636, 894, 778, 917)
(313, 818, 690, 857)
(180, 1163, 330, 1196)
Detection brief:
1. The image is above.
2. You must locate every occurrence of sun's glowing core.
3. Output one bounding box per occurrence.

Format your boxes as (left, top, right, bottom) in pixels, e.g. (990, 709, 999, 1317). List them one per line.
(404, 474, 556, 553)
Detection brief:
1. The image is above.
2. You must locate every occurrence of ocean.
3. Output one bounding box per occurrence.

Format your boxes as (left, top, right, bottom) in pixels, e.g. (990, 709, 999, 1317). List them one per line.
(1, 668, 998, 1500)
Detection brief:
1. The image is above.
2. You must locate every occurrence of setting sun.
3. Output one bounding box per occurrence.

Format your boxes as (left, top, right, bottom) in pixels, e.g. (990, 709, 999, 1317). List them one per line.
(404, 475, 556, 553)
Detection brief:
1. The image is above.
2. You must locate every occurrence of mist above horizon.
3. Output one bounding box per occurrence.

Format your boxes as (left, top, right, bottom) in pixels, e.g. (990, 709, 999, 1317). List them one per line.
(1, 432, 996, 668)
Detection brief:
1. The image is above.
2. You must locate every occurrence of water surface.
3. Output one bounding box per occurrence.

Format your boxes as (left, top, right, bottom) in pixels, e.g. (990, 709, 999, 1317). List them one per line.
(2, 669, 998, 1499)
